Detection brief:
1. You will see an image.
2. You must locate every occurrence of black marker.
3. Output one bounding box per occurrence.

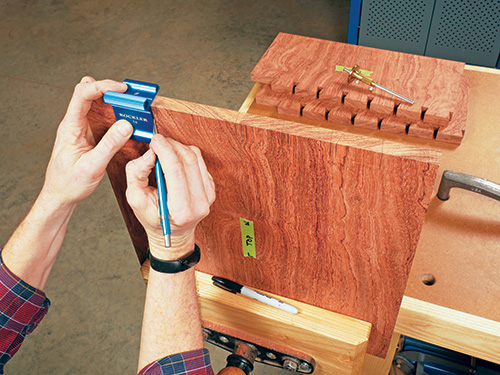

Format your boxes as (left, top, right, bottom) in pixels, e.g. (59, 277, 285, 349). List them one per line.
(212, 276, 298, 314)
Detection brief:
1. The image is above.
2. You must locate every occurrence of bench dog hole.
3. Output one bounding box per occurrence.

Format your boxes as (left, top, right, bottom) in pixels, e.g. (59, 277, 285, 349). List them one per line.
(421, 274, 436, 286)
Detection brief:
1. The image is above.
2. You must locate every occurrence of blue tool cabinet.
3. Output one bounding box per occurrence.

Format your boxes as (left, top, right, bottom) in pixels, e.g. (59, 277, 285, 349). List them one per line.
(348, 0, 500, 68)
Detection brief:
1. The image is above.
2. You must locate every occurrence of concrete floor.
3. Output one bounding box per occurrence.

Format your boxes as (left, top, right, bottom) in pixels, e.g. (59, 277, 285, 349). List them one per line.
(0, 1, 348, 374)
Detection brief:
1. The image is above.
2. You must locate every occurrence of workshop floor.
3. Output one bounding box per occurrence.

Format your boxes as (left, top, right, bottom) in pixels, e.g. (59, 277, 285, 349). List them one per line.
(0, 1, 348, 374)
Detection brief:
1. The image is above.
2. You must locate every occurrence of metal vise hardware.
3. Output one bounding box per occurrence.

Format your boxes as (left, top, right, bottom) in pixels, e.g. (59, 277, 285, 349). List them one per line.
(437, 170, 500, 202)
(103, 79, 159, 144)
(203, 327, 316, 374)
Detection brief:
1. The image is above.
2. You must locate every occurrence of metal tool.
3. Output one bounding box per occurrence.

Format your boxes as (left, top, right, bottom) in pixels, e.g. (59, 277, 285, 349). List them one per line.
(343, 65, 414, 105)
(104, 79, 171, 247)
(437, 170, 500, 202)
(203, 327, 316, 374)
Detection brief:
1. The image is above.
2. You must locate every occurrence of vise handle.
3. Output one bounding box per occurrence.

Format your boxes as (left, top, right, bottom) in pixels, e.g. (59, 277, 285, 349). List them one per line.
(437, 170, 500, 202)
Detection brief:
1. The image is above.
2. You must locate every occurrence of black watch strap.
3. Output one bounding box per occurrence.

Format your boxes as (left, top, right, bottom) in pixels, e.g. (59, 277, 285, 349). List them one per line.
(148, 244, 201, 274)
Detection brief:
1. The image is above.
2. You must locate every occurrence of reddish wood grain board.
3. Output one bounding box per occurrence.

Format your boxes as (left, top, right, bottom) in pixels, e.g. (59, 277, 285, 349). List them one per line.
(88, 97, 440, 357)
(255, 80, 470, 144)
(435, 76, 471, 144)
(251, 33, 467, 142)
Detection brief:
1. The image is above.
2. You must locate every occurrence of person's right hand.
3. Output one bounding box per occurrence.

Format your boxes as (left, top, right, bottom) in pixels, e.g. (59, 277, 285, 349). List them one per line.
(125, 134, 216, 260)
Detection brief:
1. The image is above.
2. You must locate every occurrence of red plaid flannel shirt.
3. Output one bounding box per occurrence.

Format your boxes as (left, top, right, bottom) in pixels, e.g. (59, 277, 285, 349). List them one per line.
(0, 251, 214, 375)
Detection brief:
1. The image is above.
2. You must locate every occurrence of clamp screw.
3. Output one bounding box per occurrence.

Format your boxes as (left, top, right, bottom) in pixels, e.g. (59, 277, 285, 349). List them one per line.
(299, 362, 312, 372)
(283, 358, 299, 372)
(219, 336, 230, 344)
(266, 352, 277, 360)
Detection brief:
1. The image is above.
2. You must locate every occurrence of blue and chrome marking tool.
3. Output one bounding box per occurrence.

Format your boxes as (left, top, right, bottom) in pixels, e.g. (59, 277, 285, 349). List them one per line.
(104, 79, 171, 247)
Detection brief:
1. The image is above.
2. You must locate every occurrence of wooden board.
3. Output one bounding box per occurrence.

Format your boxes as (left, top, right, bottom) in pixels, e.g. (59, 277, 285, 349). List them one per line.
(141, 266, 372, 375)
(251, 33, 467, 143)
(255, 76, 470, 144)
(88, 97, 441, 357)
(396, 296, 500, 365)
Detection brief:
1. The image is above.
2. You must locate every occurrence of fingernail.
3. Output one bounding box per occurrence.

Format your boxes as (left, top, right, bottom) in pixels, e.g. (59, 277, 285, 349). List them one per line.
(80, 76, 93, 84)
(117, 120, 133, 136)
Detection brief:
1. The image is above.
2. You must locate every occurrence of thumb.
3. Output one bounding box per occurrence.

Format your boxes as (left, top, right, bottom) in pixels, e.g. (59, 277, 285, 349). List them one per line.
(86, 120, 133, 170)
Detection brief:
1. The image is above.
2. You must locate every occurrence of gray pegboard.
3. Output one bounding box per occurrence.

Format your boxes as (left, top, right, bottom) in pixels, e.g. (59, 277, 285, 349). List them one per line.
(358, 0, 434, 55)
(425, 0, 500, 67)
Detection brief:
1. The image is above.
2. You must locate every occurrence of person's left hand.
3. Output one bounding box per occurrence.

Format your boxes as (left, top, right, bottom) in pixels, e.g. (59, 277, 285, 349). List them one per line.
(40, 76, 134, 208)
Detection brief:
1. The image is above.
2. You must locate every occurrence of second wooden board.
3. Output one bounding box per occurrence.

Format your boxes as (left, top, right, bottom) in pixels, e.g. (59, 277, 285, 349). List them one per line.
(252, 33, 466, 130)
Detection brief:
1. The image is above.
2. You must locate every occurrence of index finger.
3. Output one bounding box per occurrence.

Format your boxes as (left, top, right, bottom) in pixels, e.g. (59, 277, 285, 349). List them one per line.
(64, 78, 128, 123)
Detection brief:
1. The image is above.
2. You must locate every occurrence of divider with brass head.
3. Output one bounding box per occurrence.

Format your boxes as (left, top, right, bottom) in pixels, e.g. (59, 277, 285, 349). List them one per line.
(343, 65, 415, 105)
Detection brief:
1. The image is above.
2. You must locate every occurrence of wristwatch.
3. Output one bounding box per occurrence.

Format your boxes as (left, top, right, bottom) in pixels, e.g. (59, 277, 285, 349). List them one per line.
(148, 244, 201, 273)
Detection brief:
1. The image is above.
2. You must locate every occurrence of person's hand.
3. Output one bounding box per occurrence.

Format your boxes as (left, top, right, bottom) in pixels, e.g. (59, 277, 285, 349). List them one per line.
(125, 135, 216, 260)
(39, 76, 133, 208)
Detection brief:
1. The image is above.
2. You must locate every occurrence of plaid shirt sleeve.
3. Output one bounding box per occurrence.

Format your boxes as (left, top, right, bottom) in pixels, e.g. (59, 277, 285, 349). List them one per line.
(0, 251, 51, 374)
(0, 250, 213, 375)
(138, 349, 214, 375)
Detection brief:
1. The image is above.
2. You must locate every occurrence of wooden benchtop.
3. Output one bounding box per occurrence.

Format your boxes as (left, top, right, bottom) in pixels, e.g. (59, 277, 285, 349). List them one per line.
(404, 66, 500, 321)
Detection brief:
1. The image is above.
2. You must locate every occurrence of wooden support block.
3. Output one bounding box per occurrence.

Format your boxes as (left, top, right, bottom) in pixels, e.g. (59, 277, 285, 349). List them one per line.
(198, 270, 372, 375)
(195, 271, 372, 375)
(140, 265, 372, 375)
(239, 82, 262, 113)
(200, 270, 371, 375)
(396, 296, 500, 365)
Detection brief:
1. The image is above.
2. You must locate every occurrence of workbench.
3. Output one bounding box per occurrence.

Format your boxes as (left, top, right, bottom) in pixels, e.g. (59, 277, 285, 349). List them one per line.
(89, 62, 500, 374)
(192, 64, 500, 374)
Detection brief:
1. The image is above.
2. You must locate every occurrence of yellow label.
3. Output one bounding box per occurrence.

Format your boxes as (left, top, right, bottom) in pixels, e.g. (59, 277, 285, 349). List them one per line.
(240, 218, 256, 258)
(336, 65, 373, 76)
